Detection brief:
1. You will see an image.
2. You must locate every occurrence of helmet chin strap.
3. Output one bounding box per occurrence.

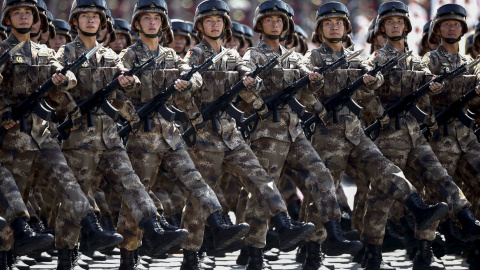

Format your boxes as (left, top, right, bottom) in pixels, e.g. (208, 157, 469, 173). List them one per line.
(138, 22, 161, 39)
(15, 27, 32, 34)
(259, 26, 280, 40)
(440, 34, 461, 44)
(385, 31, 407, 41)
(30, 29, 41, 37)
(321, 32, 345, 43)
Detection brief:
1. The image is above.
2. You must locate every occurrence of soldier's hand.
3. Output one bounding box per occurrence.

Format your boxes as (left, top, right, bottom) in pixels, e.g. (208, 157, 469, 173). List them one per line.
(3, 121, 18, 130)
(174, 79, 192, 92)
(379, 114, 390, 130)
(475, 85, 480, 96)
(257, 103, 270, 121)
(429, 78, 442, 94)
(129, 114, 142, 133)
(52, 71, 68, 86)
(317, 107, 328, 126)
(1, 107, 16, 129)
(119, 75, 135, 89)
(426, 121, 439, 140)
(309, 68, 323, 83)
(363, 74, 376, 85)
(243, 72, 255, 88)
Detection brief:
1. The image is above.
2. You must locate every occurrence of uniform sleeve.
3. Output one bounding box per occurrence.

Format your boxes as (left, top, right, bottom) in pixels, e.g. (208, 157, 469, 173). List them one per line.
(174, 47, 203, 119)
(239, 49, 266, 110)
(358, 52, 387, 119)
(174, 50, 202, 92)
(49, 45, 78, 113)
(297, 50, 324, 113)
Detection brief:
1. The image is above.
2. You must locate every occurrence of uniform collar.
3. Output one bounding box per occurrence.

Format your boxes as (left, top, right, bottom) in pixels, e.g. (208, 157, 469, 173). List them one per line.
(383, 41, 403, 55)
(199, 39, 226, 55)
(258, 39, 287, 57)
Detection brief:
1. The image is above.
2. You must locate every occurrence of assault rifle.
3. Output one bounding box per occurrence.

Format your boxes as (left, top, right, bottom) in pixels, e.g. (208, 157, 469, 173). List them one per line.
(118, 48, 232, 142)
(420, 86, 480, 138)
(57, 51, 168, 141)
(364, 55, 480, 141)
(1, 44, 101, 133)
(240, 49, 356, 139)
(181, 49, 294, 146)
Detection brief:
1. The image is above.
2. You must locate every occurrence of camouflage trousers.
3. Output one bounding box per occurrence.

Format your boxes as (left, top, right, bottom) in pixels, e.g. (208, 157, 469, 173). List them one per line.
(280, 166, 311, 223)
(249, 135, 340, 245)
(218, 170, 243, 214)
(120, 145, 222, 251)
(59, 146, 157, 249)
(0, 138, 94, 250)
(0, 165, 30, 251)
(188, 142, 287, 249)
(363, 128, 469, 244)
(155, 161, 187, 216)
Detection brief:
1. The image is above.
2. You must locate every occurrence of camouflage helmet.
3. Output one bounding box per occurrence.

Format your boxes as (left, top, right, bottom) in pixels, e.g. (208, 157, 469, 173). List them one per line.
(420, 20, 431, 46)
(429, 4, 468, 44)
(171, 19, 192, 46)
(193, 0, 232, 40)
(185, 20, 199, 44)
(46, 10, 55, 38)
(68, 0, 107, 31)
(113, 18, 132, 46)
(253, 0, 289, 33)
(53, 19, 72, 42)
(374, 1, 412, 37)
(131, 0, 169, 33)
(228, 22, 245, 48)
(1, 0, 40, 28)
(36, 0, 48, 33)
(104, 8, 115, 42)
(314, 1, 351, 36)
(242, 24, 253, 47)
(285, 2, 295, 35)
(366, 18, 376, 44)
(465, 33, 474, 55)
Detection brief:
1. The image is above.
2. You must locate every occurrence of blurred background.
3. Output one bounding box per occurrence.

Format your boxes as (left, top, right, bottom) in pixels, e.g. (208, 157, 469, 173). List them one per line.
(6, 0, 480, 54)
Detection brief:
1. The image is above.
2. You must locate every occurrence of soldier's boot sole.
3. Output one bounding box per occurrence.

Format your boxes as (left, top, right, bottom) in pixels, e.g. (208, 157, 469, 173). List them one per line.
(323, 239, 363, 256)
(213, 223, 250, 250)
(415, 203, 448, 231)
(85, 233, 123, 253)
(151, 229, 189, 256)
(277, 223, 315, 252)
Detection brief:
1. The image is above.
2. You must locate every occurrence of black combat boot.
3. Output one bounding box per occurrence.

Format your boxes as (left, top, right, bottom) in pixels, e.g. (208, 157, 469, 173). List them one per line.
(457, 207, 480, 242)
(364, 244, 396, 270)
(0, 251, 7, 270)
(352, 246, 365, 264)
(180, 250, 204, 270)
(158, 211, 182, 231)
(206, 211, 250, 250)
(343, 229, 360, 241)
(468, 240, 480, 270)
(246, 247, 271, 270)
(12, 217, 54, 255)
(80, 213, 123, 252)
(302, 242, 330, 270)
(405, 193, 448, 231)
(400, 215, 418, 260)
(57, 249, 73, 270)
(118, 248, 136, 270)
(295, 243, 307, 264)
(412, 240, 445, 270)
(142, 217, 188, 256)
(236, 247, 249, 266)
(271, 212, 315, 251)
(0, 216, 6, 231)
(322, 219, 363, 256)
(438, 219, 464, 255)
(264, 229, 280, 251)
(382, 220, 405, 253)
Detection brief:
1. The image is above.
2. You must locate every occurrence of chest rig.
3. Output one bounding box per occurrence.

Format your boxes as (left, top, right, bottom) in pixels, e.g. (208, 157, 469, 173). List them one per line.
(198, 50, 239, 106)
(432, 75, 478, 112)
(378, 69, 428, 106)
(3, 50, 51, 104)
(258, 52, 300, 99)
(129, 50, 178, 107)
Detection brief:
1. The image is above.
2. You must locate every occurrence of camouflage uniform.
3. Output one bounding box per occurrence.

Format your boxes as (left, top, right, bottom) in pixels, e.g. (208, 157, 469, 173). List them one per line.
(421, 45, 480, 206)
(242, 40, 341, 244)
(55, 37, 158, 248)
(118, 40, 223, 251)
(178, 39, 287, 249)
(0, 34, 95, 250)
(361, 42, 469, 243)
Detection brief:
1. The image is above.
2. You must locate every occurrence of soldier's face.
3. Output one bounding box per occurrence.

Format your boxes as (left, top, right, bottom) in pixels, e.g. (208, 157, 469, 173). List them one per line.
(226, 36, 241, 49)
(260, 15, 283, 37)
(110, 33, 127, 52)
(30, 19, 42, 34)
(48, 33, 67, 52)
(320, 18, 345, 39)
(136, 12, 162, 36)
(40, 29, 49, 44)
(75, 12, 101, 34)
(382, 16, 405, 37)
(169, 35, 187, 52)
(439, 20, 462, 40)
(6, 7, 34, 29)
(200, 15, 224, 38)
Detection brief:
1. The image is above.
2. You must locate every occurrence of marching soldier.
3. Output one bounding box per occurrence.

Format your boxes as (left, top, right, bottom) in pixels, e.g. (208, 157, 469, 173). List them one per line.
(48, 19, 72, 52)
(0, 0, 126, 268)
(109, 18, 131, 54)
(167, 19, 191, 58)
(178, 0, 316, 269)
(119, 0, 251, 268)
(54, 0, 191, 267)
(361, 2, 480, 269)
